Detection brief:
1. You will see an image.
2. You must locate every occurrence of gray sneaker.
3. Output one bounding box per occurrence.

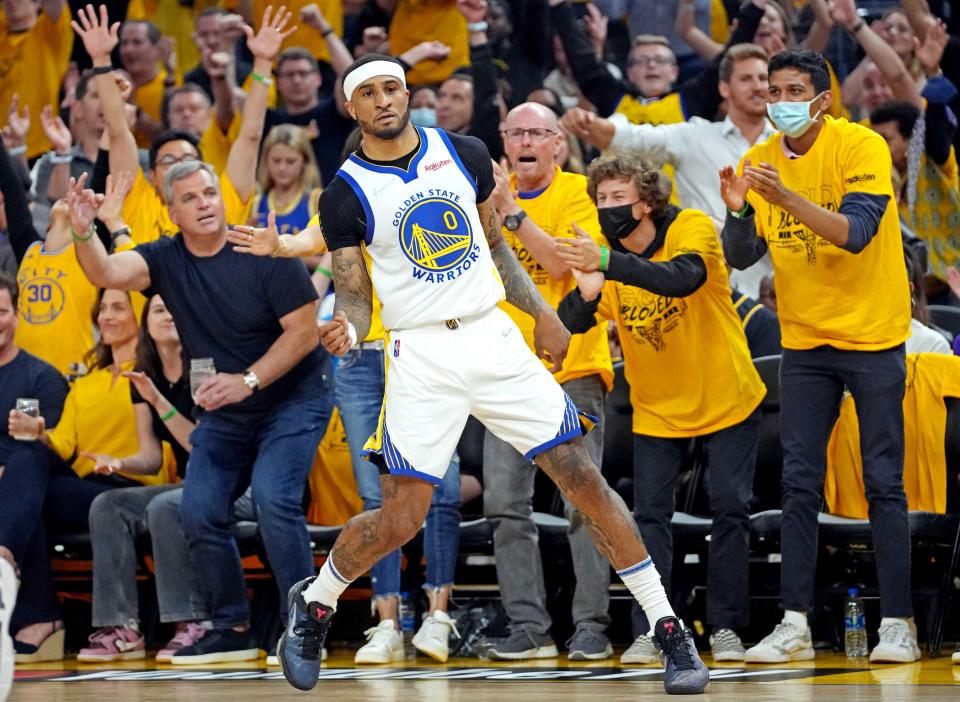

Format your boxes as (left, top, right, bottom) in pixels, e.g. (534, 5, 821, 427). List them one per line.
(709, 628, 746, 662)
(566, 629, 613, 661)
(621, 634, 660, 664)
(483, 630, 558, 660)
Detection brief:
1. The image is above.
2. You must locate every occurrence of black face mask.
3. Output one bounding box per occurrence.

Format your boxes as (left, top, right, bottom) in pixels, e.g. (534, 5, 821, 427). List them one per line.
(598, 203, 642, 240)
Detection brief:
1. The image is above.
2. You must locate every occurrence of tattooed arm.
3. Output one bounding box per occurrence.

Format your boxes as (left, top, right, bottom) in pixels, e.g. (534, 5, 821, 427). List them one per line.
(479, 197, 570, 372)
(318, 245, 374, 356)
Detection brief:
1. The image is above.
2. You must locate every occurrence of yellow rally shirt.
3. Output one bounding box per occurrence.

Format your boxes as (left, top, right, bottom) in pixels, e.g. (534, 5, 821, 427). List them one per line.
(123, 169, 252, 245)
(389, 0, 469, 86)
(500, 167, 613, 390)
(740, 116, 910, 351)
(0, 8, 74, 159)
(15, 242, 98, 376)
(596, 209, 765, 437)
(47, 360, 172, 486)
(252, 0, 343, 66)
(825, 353, 960, 518)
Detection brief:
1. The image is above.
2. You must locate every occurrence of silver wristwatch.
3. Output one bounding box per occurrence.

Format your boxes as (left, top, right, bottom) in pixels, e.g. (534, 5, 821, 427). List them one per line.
(242, 370, 260, 392)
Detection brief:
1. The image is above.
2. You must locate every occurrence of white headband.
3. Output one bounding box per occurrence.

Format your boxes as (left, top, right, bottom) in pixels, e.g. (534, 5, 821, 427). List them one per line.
(343, 60, 407, 101)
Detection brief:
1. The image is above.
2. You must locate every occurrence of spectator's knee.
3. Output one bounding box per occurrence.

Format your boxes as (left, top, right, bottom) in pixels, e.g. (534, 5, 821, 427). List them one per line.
(88, 490, 121, 532)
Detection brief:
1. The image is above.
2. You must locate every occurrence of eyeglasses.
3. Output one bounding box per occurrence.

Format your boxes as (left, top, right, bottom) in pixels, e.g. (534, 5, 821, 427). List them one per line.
(500, 127, 557, 143)
(155, 154, 199, 168)
(627, 56, 676, 68)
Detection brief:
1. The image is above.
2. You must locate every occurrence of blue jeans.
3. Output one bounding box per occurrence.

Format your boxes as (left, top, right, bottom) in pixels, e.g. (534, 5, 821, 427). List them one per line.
(179, 384, 332, 628)
(334, 348, 461, 599)
(779, 344, 911, 617)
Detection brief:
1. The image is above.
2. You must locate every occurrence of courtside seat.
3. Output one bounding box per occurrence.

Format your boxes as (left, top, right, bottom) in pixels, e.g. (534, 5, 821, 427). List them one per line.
(749, 509, 782, 543)
(458, 517, 494, 551)
(818, 512, 960, 546)
(306, 524, 343, 554)
(671, 512, 713, 537)
(533, 511, 570, 544)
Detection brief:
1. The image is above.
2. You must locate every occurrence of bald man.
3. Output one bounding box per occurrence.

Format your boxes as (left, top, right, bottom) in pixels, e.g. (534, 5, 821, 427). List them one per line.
(483, 103, 615, 661)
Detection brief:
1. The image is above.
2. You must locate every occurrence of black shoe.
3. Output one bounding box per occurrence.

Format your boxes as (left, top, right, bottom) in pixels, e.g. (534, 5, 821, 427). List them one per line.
(169, 628, 258, 665)
(653, 617, 709, 695)
(278, 577, 334, 691)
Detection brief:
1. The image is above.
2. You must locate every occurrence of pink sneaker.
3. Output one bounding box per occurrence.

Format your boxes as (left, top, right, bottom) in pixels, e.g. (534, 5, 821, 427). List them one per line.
(156, 622, 208, 663)
(77, 627, 146, 662)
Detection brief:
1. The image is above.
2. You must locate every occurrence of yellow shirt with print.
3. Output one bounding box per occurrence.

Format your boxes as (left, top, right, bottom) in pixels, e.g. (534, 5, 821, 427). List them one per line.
(47, 360, 172, 486)
(122, 169, 252, 245)
(305, 213, 386, 342)
(389, 0, 469, 86)
(251, 0, 343, 65)
(595, 209, 765, 437)
(825, 353, 960, 518)
(0, 8, 74, 159)
(499, 167, 613, 390)
(15, 242, 98, 376)
(740, 116, 910, 351)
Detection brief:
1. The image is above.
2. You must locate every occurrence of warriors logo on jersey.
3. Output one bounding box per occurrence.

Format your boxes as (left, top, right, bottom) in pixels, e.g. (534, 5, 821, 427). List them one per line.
(399, 196, 479, 282)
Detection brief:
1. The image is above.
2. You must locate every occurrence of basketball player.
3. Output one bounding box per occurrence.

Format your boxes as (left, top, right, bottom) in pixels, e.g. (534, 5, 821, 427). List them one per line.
(277, 54, 709, 696)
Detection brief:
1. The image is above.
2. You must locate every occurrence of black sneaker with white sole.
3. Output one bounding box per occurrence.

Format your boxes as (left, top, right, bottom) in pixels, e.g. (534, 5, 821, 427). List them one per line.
(169, 628, 258, 665)
(278, 577, 335, 691)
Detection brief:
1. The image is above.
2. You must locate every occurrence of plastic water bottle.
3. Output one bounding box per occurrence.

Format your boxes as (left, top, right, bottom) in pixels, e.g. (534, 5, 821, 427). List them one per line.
(844, 587, 868, 657)
(399, 592, 416, 659)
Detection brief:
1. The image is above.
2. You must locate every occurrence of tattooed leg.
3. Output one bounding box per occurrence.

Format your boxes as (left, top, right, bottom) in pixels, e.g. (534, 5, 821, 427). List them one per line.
(536, 437, 648, 570)
(329, 474, 434, 579)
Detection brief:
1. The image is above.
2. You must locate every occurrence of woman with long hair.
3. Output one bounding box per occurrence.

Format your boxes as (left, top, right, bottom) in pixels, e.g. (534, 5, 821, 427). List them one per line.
(250, 124, 322, 236)
(2, 288, 170, 662)
(75, 294, 200, 662)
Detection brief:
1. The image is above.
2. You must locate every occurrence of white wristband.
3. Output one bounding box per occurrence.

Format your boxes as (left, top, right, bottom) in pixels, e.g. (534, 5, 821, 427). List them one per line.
(467, 21, 488, 32)
(347, 322, 358, 348)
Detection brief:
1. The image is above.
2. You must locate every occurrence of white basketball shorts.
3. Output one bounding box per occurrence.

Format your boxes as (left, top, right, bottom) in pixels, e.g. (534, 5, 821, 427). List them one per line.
(362, 306, 595, 484)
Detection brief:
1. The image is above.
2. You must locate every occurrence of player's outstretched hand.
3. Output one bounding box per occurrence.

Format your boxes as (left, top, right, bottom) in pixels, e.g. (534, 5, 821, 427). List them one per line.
(533, 309, 570, 374)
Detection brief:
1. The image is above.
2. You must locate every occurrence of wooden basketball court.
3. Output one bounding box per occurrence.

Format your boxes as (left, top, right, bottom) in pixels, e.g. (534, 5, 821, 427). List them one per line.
(10, 650, 959, 701)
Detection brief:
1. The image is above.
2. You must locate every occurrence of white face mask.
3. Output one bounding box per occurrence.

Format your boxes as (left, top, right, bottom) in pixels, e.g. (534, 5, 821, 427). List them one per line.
(766, 92, 826, 138)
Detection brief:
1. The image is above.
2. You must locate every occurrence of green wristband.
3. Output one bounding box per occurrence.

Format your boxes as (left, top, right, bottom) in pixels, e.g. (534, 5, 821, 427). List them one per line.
(314, 265, 333, 278)
(599, 245, 610, 272)
(70, 226, 94, 242)
(160, 407, 177, 421)
(728, 201, 751, 218)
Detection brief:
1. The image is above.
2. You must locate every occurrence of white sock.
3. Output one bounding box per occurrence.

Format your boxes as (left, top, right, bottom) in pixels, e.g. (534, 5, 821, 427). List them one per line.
(617, 557, 675, 634)
(784, 610, 808, 630)
(302, 558, 353, 610)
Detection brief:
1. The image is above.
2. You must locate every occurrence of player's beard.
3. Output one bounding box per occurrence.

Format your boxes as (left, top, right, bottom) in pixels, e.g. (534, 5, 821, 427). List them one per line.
(365, 107, 411, 139)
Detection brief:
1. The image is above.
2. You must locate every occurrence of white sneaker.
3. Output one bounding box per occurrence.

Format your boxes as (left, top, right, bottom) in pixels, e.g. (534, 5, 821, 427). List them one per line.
(354, 619, 404, 664)
(869, 619, 920, 663)
(412, 610, 459, 663)
(620, 634, 660, 664)
(267, 647, 326, 666)
(709, 628, 746, 662)
(1, 559, 17, 702)
(744, 620, 815, 663)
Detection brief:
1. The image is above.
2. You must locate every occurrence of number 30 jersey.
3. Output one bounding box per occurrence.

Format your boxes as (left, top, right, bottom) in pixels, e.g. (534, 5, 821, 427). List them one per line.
(16, 242, 97, 375)
(335, 127, 505, 331)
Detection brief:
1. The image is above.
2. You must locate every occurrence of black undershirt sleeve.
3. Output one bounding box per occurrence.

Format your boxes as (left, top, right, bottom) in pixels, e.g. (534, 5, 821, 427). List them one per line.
(318, 178, 368, 251)
(605, 251, 708, 297)
(558, 288, 602, 334)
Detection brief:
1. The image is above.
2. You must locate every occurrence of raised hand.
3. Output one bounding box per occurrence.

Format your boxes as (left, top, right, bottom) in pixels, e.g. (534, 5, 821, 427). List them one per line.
(490, 159, 518, 216)
(2, 94, 30, 148)
(827, 0, 858, 32)
(914, 16, 949, 77)
(157, 35, 177, 76)
(97, 171, 134, 231)
(555, 223, 603, 271)
(744, 161, 790, 207)
(719, 162, 751, 212)
(560, 107, 596, 139)
(457, 0, 488, 24)
(244, 5, 297, 63)
(359, 26, 389, 56)
(945, 266, 960, 299)
(66, 173, 105, 236)
(318, 310, 354, 356)
(300, 3, 330, 32)
(405, 41, 452, 64)
(582, 3, 608, 56)
(41, 105, 72, 155)
(71, 4, 121, 63)
(227, 211, 282, 256)
(122, 371, 162, 406)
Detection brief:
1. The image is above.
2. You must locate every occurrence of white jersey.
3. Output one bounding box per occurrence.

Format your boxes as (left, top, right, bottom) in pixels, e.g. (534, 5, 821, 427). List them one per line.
(336, 127, 505, 331)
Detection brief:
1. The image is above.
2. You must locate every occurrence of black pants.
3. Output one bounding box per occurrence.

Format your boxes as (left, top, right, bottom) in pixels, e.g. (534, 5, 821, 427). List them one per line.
(0, 442, 135, 629)
(779, 344, 911, 617)
(631, 408, 760, 636)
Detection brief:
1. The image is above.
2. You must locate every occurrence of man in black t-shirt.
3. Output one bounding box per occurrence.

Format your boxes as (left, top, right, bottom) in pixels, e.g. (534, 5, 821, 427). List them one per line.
(68, 161, 331, 666)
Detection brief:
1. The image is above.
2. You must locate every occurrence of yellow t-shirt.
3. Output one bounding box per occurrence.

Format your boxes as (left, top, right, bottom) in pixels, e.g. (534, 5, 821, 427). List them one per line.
(133, 71, 178, 148)
(199, 112, 242, 175)
(389, 0, 469, 86)
(307, 406, 363, 525)
(251, 0, 343, 65)
(126, 0, 222, 80)
(499, 167, 613, 390)
(305, 213, 386, 341)
(595, 209, 766, 437)
(47, 360, 172, 486)
(901, 149, 960, 279)
(122, 169, 252, 245)
(709, 0, 729, 44)
(15, 242, 98, 376)
(740, 116, 910, 351)
(0, 9, 74, 159)
(825, 353, 960, 518)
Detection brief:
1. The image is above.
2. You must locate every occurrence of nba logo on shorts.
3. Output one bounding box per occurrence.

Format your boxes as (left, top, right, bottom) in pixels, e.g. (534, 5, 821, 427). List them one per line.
(393, 339, 401, 358)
